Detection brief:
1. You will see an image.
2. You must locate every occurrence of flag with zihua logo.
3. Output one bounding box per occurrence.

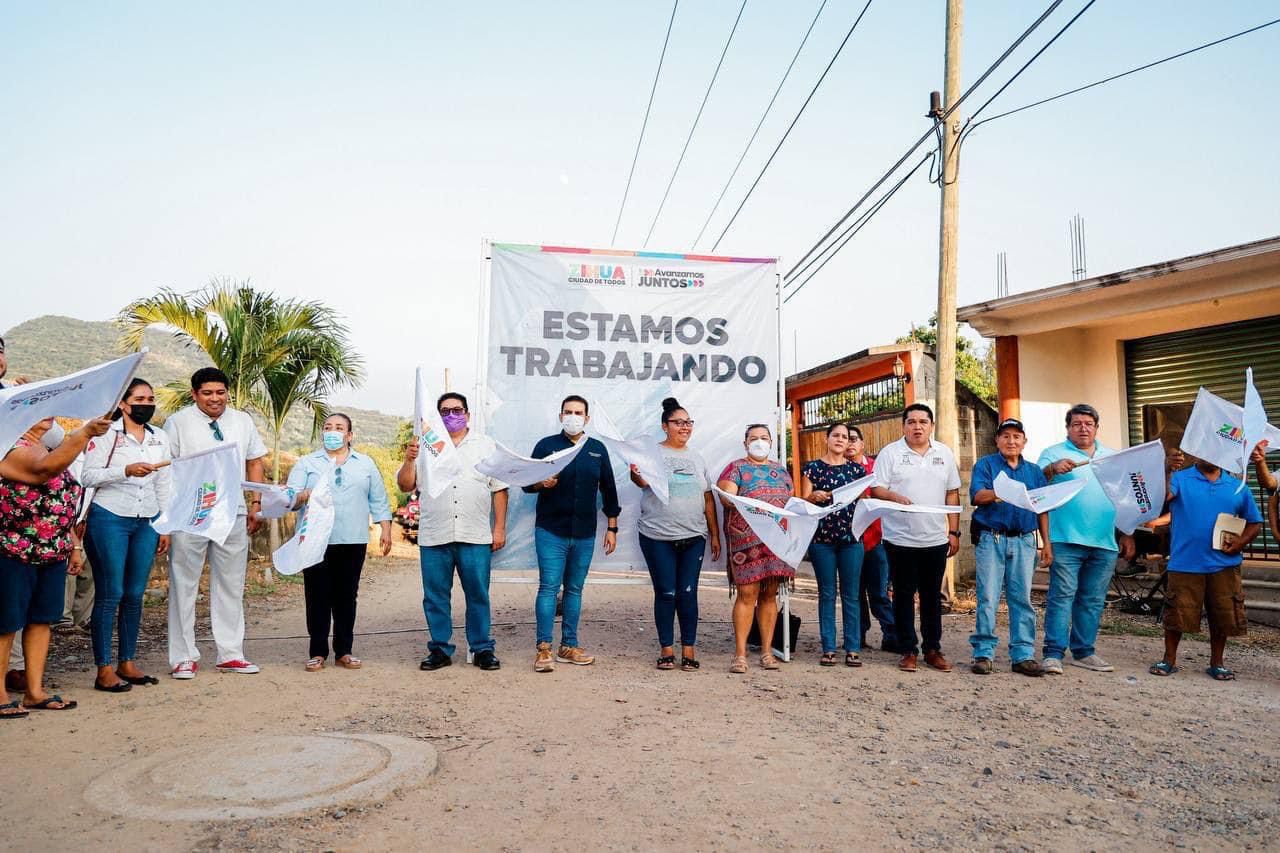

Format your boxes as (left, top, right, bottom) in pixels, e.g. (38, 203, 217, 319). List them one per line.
(151, 443, 241, 544)
(272, 461, 335, 576)
(414, 367, 464, 498)
(1089, 439, 1166, 535)
(1180, 386, 1280, 474)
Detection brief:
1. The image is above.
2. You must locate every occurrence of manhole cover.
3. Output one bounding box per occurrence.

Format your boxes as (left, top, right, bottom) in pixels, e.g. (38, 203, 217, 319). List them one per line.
(85, 733, 438, 821)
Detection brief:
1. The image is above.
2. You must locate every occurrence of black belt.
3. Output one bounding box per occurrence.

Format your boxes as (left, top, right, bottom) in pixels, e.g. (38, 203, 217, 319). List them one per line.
(974, 522, 1034, 537)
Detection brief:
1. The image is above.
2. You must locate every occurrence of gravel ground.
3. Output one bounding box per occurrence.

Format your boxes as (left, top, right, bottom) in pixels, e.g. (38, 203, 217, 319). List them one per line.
(11, 549, 1280, 852)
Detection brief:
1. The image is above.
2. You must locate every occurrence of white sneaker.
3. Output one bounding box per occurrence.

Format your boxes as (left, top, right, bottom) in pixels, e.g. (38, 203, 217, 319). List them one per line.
(1070, 654, 1114, 672)
(171, 661, 198, 680)
(1042, 657, 1064, 675)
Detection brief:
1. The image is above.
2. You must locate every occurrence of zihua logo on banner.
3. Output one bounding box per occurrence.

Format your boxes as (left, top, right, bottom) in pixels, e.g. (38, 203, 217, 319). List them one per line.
(188, 481, 219, 527)
(637, 268, 705, 289)
(419, 422, 447, 457)
(1128, 472, 1153, 514)
(567, 264, 628, 288)
(1216, 423, 1245, 445)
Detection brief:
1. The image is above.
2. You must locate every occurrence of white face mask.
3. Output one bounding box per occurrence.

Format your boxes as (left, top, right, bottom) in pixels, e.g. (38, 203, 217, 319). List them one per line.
(747, 438, 771, 460)
(561, 414, 586, 436)
(41, 421, 65, 450)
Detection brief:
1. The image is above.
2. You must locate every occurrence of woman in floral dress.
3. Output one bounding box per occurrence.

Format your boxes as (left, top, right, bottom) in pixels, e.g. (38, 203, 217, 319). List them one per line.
(717, 424, 794, 673)
(0, 415, 111, 718)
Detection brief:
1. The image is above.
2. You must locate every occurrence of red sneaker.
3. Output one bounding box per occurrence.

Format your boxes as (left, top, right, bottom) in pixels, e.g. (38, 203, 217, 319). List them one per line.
(171, 661, 198, 680)
(215, 659, 261, 674)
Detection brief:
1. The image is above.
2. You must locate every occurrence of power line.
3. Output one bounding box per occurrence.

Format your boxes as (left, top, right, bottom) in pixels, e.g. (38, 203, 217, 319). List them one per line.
(642, 0, 748, 248)
(782, 152, 934, 304)
(782, 0, 1067, 282)
(967, 15, 1280, 131)
(610, 1, 679, 246)
(689, 0, 830, 251)
(710, 0, 875, 252)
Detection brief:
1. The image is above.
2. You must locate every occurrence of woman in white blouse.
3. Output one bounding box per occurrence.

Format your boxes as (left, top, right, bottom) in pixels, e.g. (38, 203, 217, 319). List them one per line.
(80, 379, 172, 692)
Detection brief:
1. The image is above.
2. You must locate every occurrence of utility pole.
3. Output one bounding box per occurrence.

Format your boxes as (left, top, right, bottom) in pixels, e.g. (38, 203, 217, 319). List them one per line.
(935, 0, 963, 602)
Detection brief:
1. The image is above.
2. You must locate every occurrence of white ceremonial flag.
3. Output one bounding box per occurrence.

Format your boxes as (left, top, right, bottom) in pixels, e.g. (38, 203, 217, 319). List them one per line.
(714, 487, 823, 569)
(414, 367, 464, 499)
(590, 401, 669, 504)
(1241, 368, 1269, 493)
(851, 499, 961, 541)
(152, 443, 242, 544)
(831, 473, 878, 507)
(272, 462, 336, 576)
(1090, 439, 1166, 535)
(1181, 386, 1280, 474)
(993, 471, 1086, 514)
(475, 437, 588, 489)
(0, 351, 145, 455)
(241, 481, 296, 520)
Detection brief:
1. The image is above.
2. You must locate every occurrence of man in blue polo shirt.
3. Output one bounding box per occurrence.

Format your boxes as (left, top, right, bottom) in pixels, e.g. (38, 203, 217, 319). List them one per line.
(969, 418, 1053, 677)
(1149, 459, 1262, 681)
(1037, 404, 1135, 675)
(524, 395, 621, 673)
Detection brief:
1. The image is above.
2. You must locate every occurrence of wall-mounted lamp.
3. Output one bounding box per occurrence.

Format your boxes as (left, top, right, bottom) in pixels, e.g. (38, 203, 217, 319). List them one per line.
(893, 354, 911, 384)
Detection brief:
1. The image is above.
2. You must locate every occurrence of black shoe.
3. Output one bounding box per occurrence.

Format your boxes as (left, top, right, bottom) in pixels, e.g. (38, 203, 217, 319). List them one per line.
(473, 650, 501, 671)
(419, 650, 452, 671)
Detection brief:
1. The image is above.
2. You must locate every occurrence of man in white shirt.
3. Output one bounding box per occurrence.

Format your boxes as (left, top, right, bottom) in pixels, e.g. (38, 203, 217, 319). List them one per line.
(398, 392, 508, 672)
(163, 367, 268, 678)
(870, 403, 962, 674)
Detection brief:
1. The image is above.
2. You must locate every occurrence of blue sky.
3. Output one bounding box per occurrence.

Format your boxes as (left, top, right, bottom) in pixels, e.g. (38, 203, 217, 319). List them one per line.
(2, 1, 1277, 414)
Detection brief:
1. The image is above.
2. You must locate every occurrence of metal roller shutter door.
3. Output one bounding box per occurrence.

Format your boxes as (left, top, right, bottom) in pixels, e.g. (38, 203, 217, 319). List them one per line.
(1125, 314, 1280, 560)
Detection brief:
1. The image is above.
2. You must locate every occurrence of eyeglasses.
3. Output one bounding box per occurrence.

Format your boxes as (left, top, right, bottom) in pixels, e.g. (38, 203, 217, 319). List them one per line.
(209, 420, 224, 441)
(666, 419, 694, 428)
(438, 407, 466, 416)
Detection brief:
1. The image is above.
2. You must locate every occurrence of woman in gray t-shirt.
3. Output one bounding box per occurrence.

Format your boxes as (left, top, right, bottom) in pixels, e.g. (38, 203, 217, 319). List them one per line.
(630, 398, 721, 672)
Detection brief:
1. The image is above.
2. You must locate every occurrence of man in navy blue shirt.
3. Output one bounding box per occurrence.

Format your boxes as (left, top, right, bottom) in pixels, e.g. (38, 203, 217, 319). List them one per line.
(524, 395, 620, 672)
(1150, 459, 1262, 681)
(968, 418, 1053, 677)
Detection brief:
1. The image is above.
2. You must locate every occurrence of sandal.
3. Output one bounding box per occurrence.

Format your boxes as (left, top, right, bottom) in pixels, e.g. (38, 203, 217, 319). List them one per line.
(845, 652, 862, 668)
(305, 657, 325, 672)
(656, 655, 676, 670)
(336, 656, 362, 670)
(120, 674, 159, 686)
(25, 695, 77, 711)
(760, 654, 780, 671)
(1206, 665, 1236, 681)
(0, 700, 28, 720)
(1148, 661, 1179, 677)
(730, 656, 748, 674)
(680, 656, 700, 672)
(820, 652, 837, 667)
(94, 679, 133, 693)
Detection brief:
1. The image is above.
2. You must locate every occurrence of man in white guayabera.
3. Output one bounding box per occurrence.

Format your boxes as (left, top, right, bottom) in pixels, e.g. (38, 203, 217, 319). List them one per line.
(163, 367, 268, 679)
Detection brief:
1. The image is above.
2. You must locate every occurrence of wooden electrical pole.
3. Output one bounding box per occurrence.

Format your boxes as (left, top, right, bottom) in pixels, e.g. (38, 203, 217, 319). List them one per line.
(936, 0, 963, 602)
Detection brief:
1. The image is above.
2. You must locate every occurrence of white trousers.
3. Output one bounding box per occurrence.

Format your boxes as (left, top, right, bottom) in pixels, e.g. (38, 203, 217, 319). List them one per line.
(167, 518, 249, 667)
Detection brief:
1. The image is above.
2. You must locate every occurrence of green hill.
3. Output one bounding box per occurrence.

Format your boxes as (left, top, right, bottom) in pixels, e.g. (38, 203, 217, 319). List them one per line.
(3, 315, 406, 451)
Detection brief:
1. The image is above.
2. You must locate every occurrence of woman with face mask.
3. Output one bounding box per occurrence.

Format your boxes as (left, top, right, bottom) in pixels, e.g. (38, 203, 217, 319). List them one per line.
(80, 378, 173, 692)
(716, 424, 795, 673)
(630, 398, 721, 672)
(0, 413, 112, 717)
(286, 414, 392, 672)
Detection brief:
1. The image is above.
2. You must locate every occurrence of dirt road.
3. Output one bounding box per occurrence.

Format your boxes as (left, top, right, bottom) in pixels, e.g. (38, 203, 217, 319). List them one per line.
(8, 551, 1280, 851)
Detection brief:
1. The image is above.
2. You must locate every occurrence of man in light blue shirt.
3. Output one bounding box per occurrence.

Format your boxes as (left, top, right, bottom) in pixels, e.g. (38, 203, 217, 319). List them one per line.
(287, 414, 392, 671)
(1037, 404, 1135, 675)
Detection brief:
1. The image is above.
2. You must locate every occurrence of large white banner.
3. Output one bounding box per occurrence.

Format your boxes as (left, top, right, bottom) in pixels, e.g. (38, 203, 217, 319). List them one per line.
(482, 243, 780, 569)
(1090, 439, 1167, 535)
(0, 351, 145, 455)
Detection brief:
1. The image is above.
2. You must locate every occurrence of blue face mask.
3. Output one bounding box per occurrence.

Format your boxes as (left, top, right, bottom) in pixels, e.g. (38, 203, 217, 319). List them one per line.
(322, 431, 345, 451)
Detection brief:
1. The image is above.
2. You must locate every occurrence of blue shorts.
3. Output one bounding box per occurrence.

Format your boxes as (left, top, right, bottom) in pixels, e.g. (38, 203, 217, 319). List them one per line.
(0, 553, 68, 634)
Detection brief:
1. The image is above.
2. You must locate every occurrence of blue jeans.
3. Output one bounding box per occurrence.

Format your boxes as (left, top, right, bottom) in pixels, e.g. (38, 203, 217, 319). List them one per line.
(534, 528, 595, 647)
(1042, 542, 1116, 660)
(419, 542, 493, 657)
(858, 543, 895, 648)
(638, 534, 705, 648)
(971, 531, 1038, 663)
(809, 540, 863, 653)
(83, 506, 159, 667)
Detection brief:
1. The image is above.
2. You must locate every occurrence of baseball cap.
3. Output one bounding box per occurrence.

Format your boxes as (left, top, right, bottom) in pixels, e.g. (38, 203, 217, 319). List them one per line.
(996, 417, 1026, 435)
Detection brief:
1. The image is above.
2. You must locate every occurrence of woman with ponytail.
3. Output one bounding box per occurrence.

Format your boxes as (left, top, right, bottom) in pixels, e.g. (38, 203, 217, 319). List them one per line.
(630, 398, 720, 672)
(80, 378, 172, 692)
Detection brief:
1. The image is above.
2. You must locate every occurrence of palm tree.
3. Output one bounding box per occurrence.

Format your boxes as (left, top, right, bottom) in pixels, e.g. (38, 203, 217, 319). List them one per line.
(118, 280, 365, 575)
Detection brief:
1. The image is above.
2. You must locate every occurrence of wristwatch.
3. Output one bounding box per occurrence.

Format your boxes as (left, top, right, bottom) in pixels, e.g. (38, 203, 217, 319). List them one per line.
(607, 526, 619, 533)
(948, 531, 960, 539)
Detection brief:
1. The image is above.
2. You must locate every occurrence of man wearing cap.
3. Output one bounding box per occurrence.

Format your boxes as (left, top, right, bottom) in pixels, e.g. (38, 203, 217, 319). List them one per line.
(1038, 403, 1135, 675)
(969, 418, 1052, 677)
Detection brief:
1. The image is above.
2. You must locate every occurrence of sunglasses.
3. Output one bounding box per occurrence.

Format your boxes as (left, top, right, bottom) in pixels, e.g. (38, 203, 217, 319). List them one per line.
(439, 407, 466, 416)
(209, 421, 224, 442)
(335, 466, 343, 487)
